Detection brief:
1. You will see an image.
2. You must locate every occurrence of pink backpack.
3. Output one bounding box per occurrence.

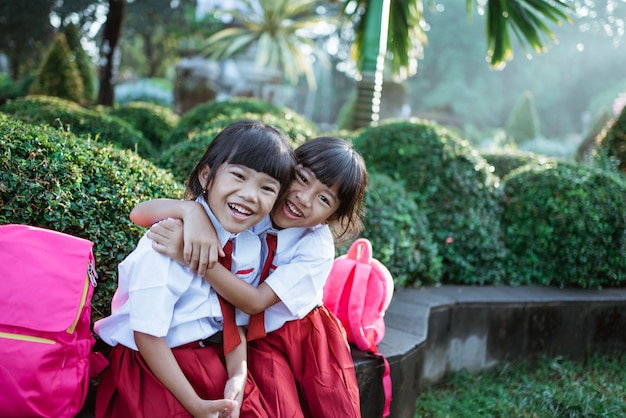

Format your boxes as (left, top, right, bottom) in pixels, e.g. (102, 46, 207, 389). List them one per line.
(0, 224, 108, 417)
(323, 238, 394, 417)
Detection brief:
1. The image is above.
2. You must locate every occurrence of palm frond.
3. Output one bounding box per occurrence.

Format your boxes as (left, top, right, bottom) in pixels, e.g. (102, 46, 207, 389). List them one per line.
(484, 0, 573, 67)
(199, 0, 327, 89)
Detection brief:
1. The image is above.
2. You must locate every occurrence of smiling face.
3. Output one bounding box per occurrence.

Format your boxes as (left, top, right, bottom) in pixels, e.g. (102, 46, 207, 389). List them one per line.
(200, 163, 281, 234)
(271, 164, 341, 230)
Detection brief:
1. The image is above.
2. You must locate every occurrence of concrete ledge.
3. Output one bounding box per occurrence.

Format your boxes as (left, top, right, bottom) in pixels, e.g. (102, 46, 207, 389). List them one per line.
(355, 285, 626, 418)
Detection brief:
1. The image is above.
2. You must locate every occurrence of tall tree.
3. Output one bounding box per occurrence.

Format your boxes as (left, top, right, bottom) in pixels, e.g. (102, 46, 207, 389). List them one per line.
(0, 0, 55, 80)
(123, 0, 195, 78)
(343, 0, 573, 128)
(97, 0, 126, 106)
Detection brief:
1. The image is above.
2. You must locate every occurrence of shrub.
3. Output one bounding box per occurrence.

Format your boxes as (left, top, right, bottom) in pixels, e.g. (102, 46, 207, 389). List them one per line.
(62, 23, 97, 104)
(501, 161, 626, 288)
(106, 101, 179, 151)
(355, 173, 442, 287)
(575, 107, 612, 163)
(0, 95, 155, 158)
(0, 115, 183, 322)
(157, 112, 313, 183)
(167, 97, 318, 146)
(480, 149, 556, 178)
(353, 119, 507, 284)
(29, 33, 83, 103)
(595, 104, 626, 174)
(0, 72, 36, 104)
(504, 90, 541, 143)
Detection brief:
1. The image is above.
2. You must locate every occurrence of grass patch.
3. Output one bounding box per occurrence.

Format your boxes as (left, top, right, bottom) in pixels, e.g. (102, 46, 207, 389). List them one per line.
(415, 353, 626, 417)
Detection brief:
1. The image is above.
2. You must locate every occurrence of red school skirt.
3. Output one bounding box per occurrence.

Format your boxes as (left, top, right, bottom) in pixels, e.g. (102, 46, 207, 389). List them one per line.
(95, 341, 269, 418)
(248, 305, 361, 418)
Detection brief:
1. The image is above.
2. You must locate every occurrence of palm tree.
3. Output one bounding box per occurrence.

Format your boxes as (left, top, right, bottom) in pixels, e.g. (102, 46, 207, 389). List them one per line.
(345, 0, 573, 128)
(202, 0, 332, 90)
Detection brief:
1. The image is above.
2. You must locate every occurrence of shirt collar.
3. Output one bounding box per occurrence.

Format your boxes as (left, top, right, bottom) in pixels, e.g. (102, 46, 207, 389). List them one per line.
(195, 196, 235, 247)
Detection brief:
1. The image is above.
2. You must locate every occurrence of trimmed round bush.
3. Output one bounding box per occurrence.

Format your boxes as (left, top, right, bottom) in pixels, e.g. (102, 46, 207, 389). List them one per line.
(353, 119, 507, 284)
(501, 161, 626, 288)
(0, 114, 183, 322)
(357, 172, 442, 287)
(106, 101, 179, 151)
(29, 33, 83, 103)
(481, 149, 556, 178)
(167, 97, 318, 145)
(596, 104, 626, 174)
(157, 112, 312, 183)
(0, 95, 155, 158)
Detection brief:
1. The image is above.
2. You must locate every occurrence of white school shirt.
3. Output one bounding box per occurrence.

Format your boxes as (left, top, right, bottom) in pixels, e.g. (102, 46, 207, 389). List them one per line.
(94, 197, 261, 350)
(256, 222, 335, 333)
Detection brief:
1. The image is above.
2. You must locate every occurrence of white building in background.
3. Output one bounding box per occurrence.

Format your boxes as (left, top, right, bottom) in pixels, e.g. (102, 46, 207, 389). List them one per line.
(195, 0, 256, 20)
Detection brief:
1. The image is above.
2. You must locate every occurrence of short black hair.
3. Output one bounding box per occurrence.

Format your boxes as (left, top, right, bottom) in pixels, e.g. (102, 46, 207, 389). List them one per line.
(186, 120, 296, 201)
(295, 136, 368, 241)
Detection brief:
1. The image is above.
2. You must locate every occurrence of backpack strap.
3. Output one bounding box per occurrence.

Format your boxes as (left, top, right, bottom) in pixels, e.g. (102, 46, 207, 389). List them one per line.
(346, 239, 392, 417)
(345, 239, 376, 352)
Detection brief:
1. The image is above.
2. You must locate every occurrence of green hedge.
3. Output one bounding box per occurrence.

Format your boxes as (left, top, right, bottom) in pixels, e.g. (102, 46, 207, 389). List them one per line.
(167, 97, 318, 146)
(0, 114, 183, 322)
(501, 161, 626, 287)
(481, 149, 556, 178)
(156, 112, 313, 183)
(106, 101, 179, 151)
(356, 173, 442, 287)
(0, 95, 155, 158)
(353, 119, 507, 284)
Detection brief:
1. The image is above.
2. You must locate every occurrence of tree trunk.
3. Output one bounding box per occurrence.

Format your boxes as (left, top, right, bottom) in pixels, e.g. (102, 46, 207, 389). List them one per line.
(97, 0, 126, 106)
(351, 0, 390, 129)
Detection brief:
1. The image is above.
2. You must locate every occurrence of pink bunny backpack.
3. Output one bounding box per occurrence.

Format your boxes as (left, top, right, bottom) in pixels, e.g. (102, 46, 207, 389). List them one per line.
(323, 238, 394, 416)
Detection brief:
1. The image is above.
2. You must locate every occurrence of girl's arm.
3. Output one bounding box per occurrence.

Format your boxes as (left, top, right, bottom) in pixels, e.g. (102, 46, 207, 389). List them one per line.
(148, 219, 280, 315)
(222, 327, 248, 418)
(131, 198, 223, 274)
(134, 331, 236, 417)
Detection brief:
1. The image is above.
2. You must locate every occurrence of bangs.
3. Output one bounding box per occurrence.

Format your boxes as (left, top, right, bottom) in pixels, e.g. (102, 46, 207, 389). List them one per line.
(227, 129, 295, 195)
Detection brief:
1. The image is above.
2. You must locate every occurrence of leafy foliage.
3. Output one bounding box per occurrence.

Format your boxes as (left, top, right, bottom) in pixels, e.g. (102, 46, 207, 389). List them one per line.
(203, 0, 330, 88)
(0, 0, 54, 80)
(355, 173, 442, 287)
(353, 120, 507, 284)
(595, 104, 626, 174)
(29, 33, 84, 103)
(480, 149, 555, 178)
(106, 101, 179, 151)
(484, 0, 572, 67)
(504, 91, 541, 143)
(122, 0, 196, 78)
(501, 161, 626, 287)
(158, 112, 313, 183)
(343, 0, 426, 78)
(0, 95, 155, 158)
(0, 115, 183, 322)
(0, 72, 36, 104)
(62, 22, 96, 103)
(167, 97, 317, 146)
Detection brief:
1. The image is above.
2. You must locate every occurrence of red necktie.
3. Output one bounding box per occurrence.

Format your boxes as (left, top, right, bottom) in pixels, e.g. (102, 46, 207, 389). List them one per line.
(217, 240, 241, 354)
(247, 233, 277, 341)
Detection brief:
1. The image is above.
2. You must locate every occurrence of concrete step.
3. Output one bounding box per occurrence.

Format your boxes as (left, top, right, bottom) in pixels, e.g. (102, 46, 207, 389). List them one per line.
(355, 285, 626, 418)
